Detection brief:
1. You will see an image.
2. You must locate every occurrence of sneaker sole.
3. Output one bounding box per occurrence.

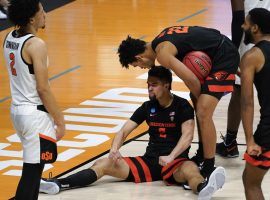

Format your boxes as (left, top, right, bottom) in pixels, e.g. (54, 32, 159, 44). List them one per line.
(198, 167, 226, 200)
(216, 152, 239, 158)
(39, 179, 60, 195)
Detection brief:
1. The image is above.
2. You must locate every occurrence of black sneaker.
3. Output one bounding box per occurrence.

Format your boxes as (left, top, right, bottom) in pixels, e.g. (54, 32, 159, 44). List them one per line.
(216, 134, 239, 158)
(40, 177, 61, 195)
(197, 166, 226, 200)
(191, 150, 204, 167)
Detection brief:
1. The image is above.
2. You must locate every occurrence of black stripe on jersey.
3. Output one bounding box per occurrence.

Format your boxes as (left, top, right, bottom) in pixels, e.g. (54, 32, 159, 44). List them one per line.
(28, 64, 34, 74)
(12, 30, 33, 38)
(37, 105, 48, 113)
(129, 157, 146, 182)
(20, 35, 35, 74)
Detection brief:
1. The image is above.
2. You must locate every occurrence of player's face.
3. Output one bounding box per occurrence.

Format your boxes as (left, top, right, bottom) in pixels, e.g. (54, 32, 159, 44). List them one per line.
(147, 76, 168, 101)
(130, 61, 151, 69)
(131, 55, 155, 69)
(33, 3, 46, 29)
(242, 15, 255, 45)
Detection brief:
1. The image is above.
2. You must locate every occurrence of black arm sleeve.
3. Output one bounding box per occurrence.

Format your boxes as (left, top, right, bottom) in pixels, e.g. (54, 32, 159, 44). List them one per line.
(231, 10, 245, 48)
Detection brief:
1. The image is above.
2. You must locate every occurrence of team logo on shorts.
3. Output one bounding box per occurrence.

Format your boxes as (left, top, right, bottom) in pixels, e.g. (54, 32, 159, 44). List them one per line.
(41, 151, 53, 161)
(213, 71, 228, 81)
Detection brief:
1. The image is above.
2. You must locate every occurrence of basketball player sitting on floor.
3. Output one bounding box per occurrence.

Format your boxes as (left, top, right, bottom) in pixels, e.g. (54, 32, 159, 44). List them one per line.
(40, 66, 225, 200)
(118, 26, 240, 180)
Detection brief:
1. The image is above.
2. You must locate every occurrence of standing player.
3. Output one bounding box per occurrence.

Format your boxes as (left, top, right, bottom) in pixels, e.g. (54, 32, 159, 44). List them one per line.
(217, 0, 270, 158)
(3, 0, 65, 199)
(40, 66, 225, 200)
(118, 26, 239, 178)
(241, 8, 270, 200)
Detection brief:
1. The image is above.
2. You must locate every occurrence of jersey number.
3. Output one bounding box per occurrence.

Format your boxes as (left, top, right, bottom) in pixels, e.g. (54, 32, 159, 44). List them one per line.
(159, 128, 167, 138)
(158, 26, 189, 38)
(9, 53, 17, 76)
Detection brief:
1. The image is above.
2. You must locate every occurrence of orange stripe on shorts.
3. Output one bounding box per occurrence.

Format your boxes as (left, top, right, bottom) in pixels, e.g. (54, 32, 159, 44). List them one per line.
(208, 85, 234, 92)
(161, 158, 187, 180)
(262, 150, 270, 159)
(39, 134, 56, 143)
(225, 74, 236, 80)
(123, 157, 141, 183)
(244, 153, 270, 167)
(135, 157, 152, 182)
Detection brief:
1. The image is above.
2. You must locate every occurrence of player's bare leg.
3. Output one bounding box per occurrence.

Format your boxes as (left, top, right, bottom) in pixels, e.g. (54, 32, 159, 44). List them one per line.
(243, 163, 268, 200)
(196, 94, 219, 176)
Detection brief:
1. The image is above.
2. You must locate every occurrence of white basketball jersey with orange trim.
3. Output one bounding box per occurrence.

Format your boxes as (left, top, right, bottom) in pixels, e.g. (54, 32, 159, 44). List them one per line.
(239, 0, 270, 57)
(3, 30, 42, 106)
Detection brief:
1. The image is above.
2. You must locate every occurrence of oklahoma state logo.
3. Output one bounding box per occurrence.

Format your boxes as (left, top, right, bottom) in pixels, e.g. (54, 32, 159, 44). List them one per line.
(41, 151, 53, 161)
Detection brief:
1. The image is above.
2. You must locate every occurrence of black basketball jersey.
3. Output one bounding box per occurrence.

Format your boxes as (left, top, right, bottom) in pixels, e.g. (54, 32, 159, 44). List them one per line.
(254, 40, 270, 149)
(130, 94, 194, 158)
(151, 26, 224, 61)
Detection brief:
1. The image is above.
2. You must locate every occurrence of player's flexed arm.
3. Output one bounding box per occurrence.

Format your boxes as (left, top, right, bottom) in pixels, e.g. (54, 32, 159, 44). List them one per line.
(109, 120, 139, 161)
(155, 42, 201, 98)
(159, 119, 194, 166)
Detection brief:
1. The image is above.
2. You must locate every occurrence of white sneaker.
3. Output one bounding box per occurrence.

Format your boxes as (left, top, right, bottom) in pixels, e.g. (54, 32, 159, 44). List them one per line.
(0, 10, 7, 19)
(39, 178, 60, 195)
(198, 166, 226, 200)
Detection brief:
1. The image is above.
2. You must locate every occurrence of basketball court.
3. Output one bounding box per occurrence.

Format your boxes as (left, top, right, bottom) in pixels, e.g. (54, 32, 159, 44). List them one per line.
(0, 0, 269, 199)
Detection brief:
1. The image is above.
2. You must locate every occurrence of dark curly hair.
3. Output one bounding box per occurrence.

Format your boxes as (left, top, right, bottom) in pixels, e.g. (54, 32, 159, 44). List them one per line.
(117, 36, 146, 68)
(8, 0, 41, 27)
(148, 66, 172, 90)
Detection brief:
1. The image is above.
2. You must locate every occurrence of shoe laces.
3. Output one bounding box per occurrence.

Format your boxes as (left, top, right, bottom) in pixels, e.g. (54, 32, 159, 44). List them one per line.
(219, 132, 225, 141)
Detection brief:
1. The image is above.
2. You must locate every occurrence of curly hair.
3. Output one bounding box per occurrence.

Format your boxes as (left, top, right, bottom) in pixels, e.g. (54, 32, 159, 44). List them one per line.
(117, 36, 146, 68)
(148, 66, 172, 90)
(8, 0, 40, 27)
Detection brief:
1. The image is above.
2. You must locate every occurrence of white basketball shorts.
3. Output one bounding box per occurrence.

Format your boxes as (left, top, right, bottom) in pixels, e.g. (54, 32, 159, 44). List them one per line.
(10, 104, 57, 164)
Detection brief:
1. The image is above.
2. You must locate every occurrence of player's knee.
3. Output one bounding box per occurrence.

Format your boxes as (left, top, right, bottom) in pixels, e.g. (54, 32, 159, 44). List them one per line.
(196, 107, 211, 122)
(182, 161, 197, 171)
(93, 158, 113, 170)
(181, 161, 200, 177)
(242, 168, 261, 188)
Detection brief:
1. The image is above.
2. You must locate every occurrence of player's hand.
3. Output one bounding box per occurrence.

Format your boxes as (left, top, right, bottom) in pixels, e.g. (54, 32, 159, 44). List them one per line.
(55, 123, 65, 141)
(159, 155, 174, 166)
(109, 149, 122, 162)
(247, 140, 262, 157)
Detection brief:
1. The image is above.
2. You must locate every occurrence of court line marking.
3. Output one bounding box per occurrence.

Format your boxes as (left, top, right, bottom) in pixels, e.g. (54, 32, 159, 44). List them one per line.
(0, 65, 81, 103)
(176, 8, 208, 22)
(134, 139, 247, 146)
